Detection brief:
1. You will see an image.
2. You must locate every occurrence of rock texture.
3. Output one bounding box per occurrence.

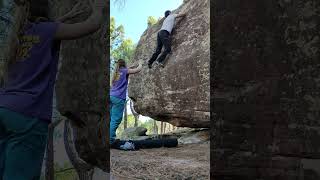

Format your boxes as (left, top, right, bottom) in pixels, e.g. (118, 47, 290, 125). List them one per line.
(50, 0, 109, 172)
(128, 0, 210, 128)
(0, 0, 28, 86)
(213, 0, 320, 179)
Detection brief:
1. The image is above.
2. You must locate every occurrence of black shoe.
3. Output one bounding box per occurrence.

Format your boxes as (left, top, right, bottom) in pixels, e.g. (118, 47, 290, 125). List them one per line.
(159, 62, 165, 68)
(148, 63, 152, 69)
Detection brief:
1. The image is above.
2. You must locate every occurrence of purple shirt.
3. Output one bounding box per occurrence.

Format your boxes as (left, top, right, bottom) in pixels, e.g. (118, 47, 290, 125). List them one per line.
(110, 68, 128, 100)
(0, 22, 60, 123)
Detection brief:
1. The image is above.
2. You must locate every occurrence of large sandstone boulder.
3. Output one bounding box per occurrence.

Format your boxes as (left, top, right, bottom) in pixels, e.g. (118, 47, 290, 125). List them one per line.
(50, 0, 109, 172)
(213, 0, 320, 179)
(128, 0, 210, 128)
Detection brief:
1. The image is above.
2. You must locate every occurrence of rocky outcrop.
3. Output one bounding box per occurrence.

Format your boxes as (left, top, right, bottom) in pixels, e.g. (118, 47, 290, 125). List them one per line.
(128, 0, 210, 128)
(213, 0, 320, 179)
(50, 0, 109, 172)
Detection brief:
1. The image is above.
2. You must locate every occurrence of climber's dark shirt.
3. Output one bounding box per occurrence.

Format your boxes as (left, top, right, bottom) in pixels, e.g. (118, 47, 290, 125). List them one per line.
(0, 22, 60, 123)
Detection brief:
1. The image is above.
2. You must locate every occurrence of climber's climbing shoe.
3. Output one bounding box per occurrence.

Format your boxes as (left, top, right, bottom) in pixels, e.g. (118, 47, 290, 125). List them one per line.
(159, 62, 165, 68)
(148, 63, 152, 69)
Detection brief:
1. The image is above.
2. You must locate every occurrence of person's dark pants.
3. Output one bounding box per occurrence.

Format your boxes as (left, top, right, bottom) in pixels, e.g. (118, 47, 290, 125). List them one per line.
(148, 30, 171, 65)
(0, 108, 48, 180)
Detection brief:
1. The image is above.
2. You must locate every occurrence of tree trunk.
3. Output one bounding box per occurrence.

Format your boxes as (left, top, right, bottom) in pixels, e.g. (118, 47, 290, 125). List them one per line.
(64, 120, 94, 180)
(153, 120, 158, 134)
(52, 0, 109, 171)
(129, 99, 139, 127)
(134, 115, 138, 127)
(45, 118, 63, 180)
(160, 121, 163, 134)
(45, 125, 54, 180)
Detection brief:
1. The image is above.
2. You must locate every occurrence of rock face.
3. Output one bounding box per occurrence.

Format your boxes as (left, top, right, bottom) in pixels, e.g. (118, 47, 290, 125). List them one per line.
(50, 0, 109, 172)
(213, 0, 320, 179)
(128, 0, 210, 128)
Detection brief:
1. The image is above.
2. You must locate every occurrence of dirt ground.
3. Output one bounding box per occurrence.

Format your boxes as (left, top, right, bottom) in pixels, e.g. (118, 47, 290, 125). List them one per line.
(110, 142, 210, 180)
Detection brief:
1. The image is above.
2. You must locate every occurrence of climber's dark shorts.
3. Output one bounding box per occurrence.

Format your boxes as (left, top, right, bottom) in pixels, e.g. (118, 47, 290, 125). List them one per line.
(148, 30, 172, 65)
(0, 107, 48, 180)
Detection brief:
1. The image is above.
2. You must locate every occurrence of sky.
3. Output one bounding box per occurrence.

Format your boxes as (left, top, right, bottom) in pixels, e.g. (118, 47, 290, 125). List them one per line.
(110, 0, 183, 44)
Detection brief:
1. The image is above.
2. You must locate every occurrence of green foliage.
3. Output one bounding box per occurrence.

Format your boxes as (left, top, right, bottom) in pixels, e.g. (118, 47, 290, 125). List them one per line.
(40, 163, 77, 180)
(110, 16, 136, 64)
(110, 17, 124, 48)
(111, 38, 135, 63)
(116, 114, 136, 137)
(140, 119, 157, 135)
(54, 163, 77, 180)
(116, 114, 157, 137)
(147, 16, 158, 27)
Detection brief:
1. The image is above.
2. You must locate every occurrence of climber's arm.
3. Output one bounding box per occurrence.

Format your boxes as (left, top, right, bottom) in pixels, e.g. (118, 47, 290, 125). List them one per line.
(176, 13, 186, 18)
(128, 63, 142, 74)
(54, 0, 105, 40)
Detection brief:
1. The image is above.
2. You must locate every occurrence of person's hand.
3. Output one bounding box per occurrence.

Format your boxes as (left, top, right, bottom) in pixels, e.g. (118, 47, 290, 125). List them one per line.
(129, 62, 139, 68)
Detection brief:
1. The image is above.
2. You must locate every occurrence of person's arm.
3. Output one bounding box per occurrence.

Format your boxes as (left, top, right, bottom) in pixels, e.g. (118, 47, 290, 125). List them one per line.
(128, 63, 139, 69)
(175, 13, 186, 18)
(128, 63, 142, 74)
(54, 0, 105, 40)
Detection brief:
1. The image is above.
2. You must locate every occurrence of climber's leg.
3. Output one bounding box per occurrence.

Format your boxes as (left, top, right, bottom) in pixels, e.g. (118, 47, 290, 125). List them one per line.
(156, 30, 171, 66)
(0, 108, 48, 180)
(110, 96, 125, 144)
(148, 32, 163, 68)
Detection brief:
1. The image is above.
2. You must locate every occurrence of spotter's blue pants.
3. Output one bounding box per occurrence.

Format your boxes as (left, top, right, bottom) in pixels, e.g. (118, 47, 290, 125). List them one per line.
(110, 96, 125, 144)
(0, 107, 48, 180)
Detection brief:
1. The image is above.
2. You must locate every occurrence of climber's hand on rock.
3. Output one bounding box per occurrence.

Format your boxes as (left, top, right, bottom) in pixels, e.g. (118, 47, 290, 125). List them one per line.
(129, 64, 137, 68)
(128, 62, 143, 74)
(129, 62, 142, 69)
(176, 13, 187, 18)
(54, 0, 104, 40)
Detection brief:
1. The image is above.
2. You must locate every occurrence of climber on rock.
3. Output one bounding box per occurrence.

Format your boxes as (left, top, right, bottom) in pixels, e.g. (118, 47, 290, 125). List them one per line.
(110, 59, 142, 150)
(0, 0, 105, 179)
(148, 10, 186, 69)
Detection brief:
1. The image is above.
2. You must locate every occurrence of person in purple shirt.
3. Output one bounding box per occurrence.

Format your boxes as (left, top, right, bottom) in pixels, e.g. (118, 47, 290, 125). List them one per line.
(110, 59, 142, 146)
(0, 0, 105, 179)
